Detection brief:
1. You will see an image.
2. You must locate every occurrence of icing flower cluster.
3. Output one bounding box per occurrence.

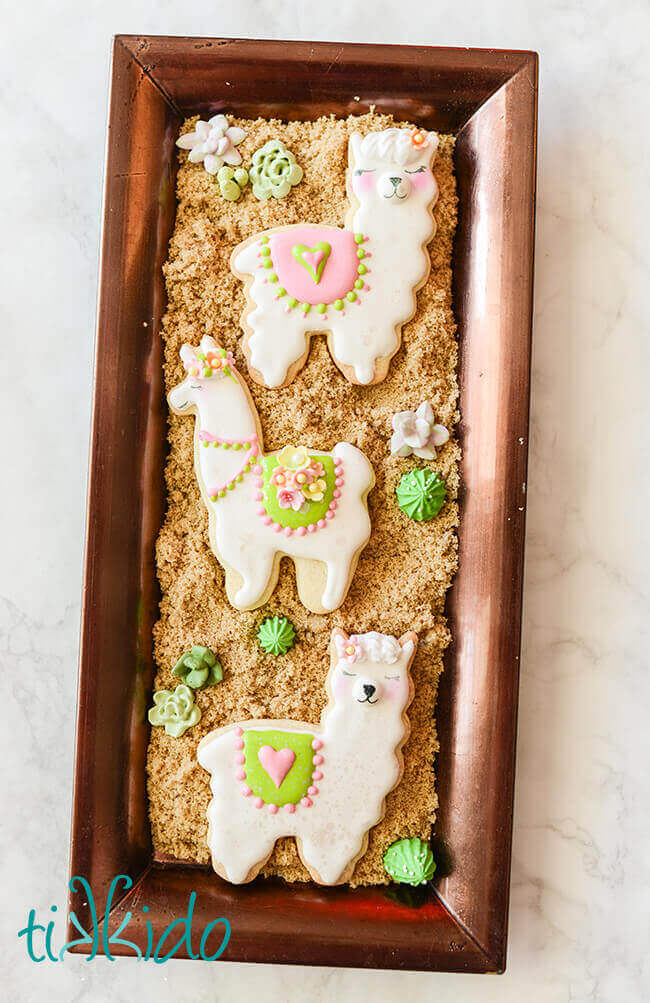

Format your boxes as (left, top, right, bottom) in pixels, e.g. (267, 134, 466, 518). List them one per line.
(176, 115, 247, 175)
(181, 345, 235, 379)
(270, 446, 327, 512)
(390, 401, 449, 459)
(334, 631, 403, 665)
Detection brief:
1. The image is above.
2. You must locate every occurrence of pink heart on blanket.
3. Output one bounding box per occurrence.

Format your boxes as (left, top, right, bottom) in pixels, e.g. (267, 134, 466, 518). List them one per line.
(258, 745, 296, 788)
(303, 249, 324, 270)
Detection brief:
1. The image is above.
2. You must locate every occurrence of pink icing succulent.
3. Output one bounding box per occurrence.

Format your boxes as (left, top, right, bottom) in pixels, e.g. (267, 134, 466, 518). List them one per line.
(176, 115, 247, 175)
(390, 401, 449, 459)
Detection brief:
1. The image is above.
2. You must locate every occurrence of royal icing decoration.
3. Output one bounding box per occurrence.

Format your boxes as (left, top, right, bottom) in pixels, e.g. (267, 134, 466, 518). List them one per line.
(172, 645, 222, 689)
(168, 335, 374, 613)
(396, 468, 446, 522)
(148, 684, 201, 738)
(198, 629, 418, 885)
(390, 401, 449, 459)
(257, 616, 296, 655)
(176, 115, 247, 175)
(383, 836, 436, 886)
(218, 165, 249, 201)
(249, 139, 303, 200)
(231, 127, 439, 387)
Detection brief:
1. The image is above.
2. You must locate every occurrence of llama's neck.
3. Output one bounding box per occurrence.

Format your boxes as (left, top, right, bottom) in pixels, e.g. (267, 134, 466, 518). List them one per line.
(194, 376, 257, 443)
(351, 204, 434, 286)
(193, 377, 259, 499)
(321, 703, 407, 766)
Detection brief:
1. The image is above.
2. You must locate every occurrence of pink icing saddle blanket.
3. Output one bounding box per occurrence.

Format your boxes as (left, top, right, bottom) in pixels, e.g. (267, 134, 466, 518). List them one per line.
(269, 226, 360, 306)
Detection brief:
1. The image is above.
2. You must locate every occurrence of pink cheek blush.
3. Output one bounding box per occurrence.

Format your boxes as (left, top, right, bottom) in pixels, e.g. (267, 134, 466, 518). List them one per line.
(386, 678, 407, 702)
(333, 671, 349, 700)
(410, 169, 433, 190)
(353, 173, 376, 196)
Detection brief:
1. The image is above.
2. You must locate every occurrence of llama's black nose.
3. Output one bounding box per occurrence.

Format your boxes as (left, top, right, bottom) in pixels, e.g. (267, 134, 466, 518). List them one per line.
(363, 683, 376, 698)
(389, 176, 401, 187)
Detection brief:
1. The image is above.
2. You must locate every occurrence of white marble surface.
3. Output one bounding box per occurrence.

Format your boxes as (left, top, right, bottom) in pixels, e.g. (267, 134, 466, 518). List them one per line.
(2, 2, 649, 1000)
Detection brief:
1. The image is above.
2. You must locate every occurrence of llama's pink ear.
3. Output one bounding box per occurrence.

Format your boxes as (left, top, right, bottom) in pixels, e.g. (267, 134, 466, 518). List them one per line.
(331, 628, 349, 658)
(180, 344, 197, 369)
(200, 334, 218, 355)
(398, 631, 418, 658)
(423, 132, 439, 165)
(348, 131, 363, 163)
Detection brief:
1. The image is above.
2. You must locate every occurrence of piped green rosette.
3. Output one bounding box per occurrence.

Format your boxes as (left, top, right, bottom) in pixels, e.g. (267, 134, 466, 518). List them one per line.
(172, 644, 222, 689)
(257, 616, 296, 655)
(249, 140, 303, 200)
(148, 684, 201, 738)
(383, 837, 437, 886)
(396, 468, 446, 522)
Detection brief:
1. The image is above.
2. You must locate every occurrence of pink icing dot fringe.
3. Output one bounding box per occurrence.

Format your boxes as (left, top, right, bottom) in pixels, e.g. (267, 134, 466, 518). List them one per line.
(234, 731, 324, 812)
(254, 459, 344, 537)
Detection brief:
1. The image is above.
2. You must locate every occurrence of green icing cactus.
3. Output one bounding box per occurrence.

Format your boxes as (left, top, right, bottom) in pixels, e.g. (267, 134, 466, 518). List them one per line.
(396, 468, 446, 522)
(257, 616, 296, 655)
(249, 140, 303, 200)
(383, 837, 437, 886)
(172, 645, 222, 689)
(217, 165, 249, 201)
(148, 684, 201, 738)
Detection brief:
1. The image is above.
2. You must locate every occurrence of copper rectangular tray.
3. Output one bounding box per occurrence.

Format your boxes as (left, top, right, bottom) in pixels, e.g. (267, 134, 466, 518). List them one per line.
(69, 35, 537, 973)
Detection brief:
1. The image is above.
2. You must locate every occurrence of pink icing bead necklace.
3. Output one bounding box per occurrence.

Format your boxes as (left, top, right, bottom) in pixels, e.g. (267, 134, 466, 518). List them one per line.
(199, 432, 259, 500)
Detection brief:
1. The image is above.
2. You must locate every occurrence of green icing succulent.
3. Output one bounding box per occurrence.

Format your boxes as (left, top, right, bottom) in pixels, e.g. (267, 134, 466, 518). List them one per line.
(217, 165, 249, 201)
(396, 468, 446, 522)
(148, 684, 201, 738)
(257, 616, 296, 655)
(383, 837, 437, 886)
(172, 645, 222, 689)
(249, 140, 303, 200)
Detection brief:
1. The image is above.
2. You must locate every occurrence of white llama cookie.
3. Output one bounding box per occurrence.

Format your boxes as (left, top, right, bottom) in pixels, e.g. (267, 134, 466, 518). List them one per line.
(197, 628, 418, 885)
(231, 127, 439, 388)
(168, 335, 375, 613)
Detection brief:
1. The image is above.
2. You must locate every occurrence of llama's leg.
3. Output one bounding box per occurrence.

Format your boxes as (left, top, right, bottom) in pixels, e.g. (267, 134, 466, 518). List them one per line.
(247, 307, 311, 388)
(208, 807, 277, 884)
(321, 556, 355, 612)
(328, 321, 398, 385)
(298, 830, 366, 886)
(219, 537, 277, 610)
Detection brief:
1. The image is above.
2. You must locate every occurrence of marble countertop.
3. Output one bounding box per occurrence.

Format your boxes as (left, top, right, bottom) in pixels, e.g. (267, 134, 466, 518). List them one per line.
(2, 3, 649, 1001)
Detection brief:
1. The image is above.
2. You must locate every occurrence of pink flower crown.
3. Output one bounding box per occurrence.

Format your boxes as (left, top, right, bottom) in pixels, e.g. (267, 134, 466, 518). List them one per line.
(181, 344, 235, 379)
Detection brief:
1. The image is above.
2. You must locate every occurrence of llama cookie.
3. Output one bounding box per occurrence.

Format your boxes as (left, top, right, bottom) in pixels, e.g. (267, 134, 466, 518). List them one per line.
(168, 335, 375, 613)
(197, 628, 418, 885)
(231, 127, 439, 388)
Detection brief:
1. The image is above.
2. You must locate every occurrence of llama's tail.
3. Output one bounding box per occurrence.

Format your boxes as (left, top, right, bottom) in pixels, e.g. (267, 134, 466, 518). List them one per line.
(332, 442, 375, 497)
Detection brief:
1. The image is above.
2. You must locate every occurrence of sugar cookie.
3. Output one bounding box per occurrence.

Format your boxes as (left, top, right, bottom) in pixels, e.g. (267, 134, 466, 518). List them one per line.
(231, 127, 439, 387)
(168, 335, 375, 613)
(197, 629, 418, 885)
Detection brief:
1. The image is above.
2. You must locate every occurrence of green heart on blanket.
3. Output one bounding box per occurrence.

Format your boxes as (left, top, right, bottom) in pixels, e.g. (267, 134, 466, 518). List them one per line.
(291, 241, 332, 284)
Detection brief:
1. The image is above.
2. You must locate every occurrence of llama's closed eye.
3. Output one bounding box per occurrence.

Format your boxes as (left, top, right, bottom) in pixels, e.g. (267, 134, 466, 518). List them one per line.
(405, 167, 426, 174)
(353, 168, 376, 176)
(384, 674, 401, 681)
(190, 384, 204, 390)
(341, 669, 357, 677)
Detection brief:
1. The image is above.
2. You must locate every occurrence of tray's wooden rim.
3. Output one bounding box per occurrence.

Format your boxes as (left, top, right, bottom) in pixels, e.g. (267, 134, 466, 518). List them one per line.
(68, 35, 538, 973)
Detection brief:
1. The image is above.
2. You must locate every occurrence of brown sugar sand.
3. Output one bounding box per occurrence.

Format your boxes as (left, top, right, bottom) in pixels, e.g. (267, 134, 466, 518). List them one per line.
(147, 112, 459, 886)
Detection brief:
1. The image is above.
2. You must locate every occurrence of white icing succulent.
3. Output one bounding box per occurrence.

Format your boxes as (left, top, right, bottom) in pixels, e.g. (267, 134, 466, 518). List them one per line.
(390, 401, 449, 459)
(176, 115, 247, 175)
